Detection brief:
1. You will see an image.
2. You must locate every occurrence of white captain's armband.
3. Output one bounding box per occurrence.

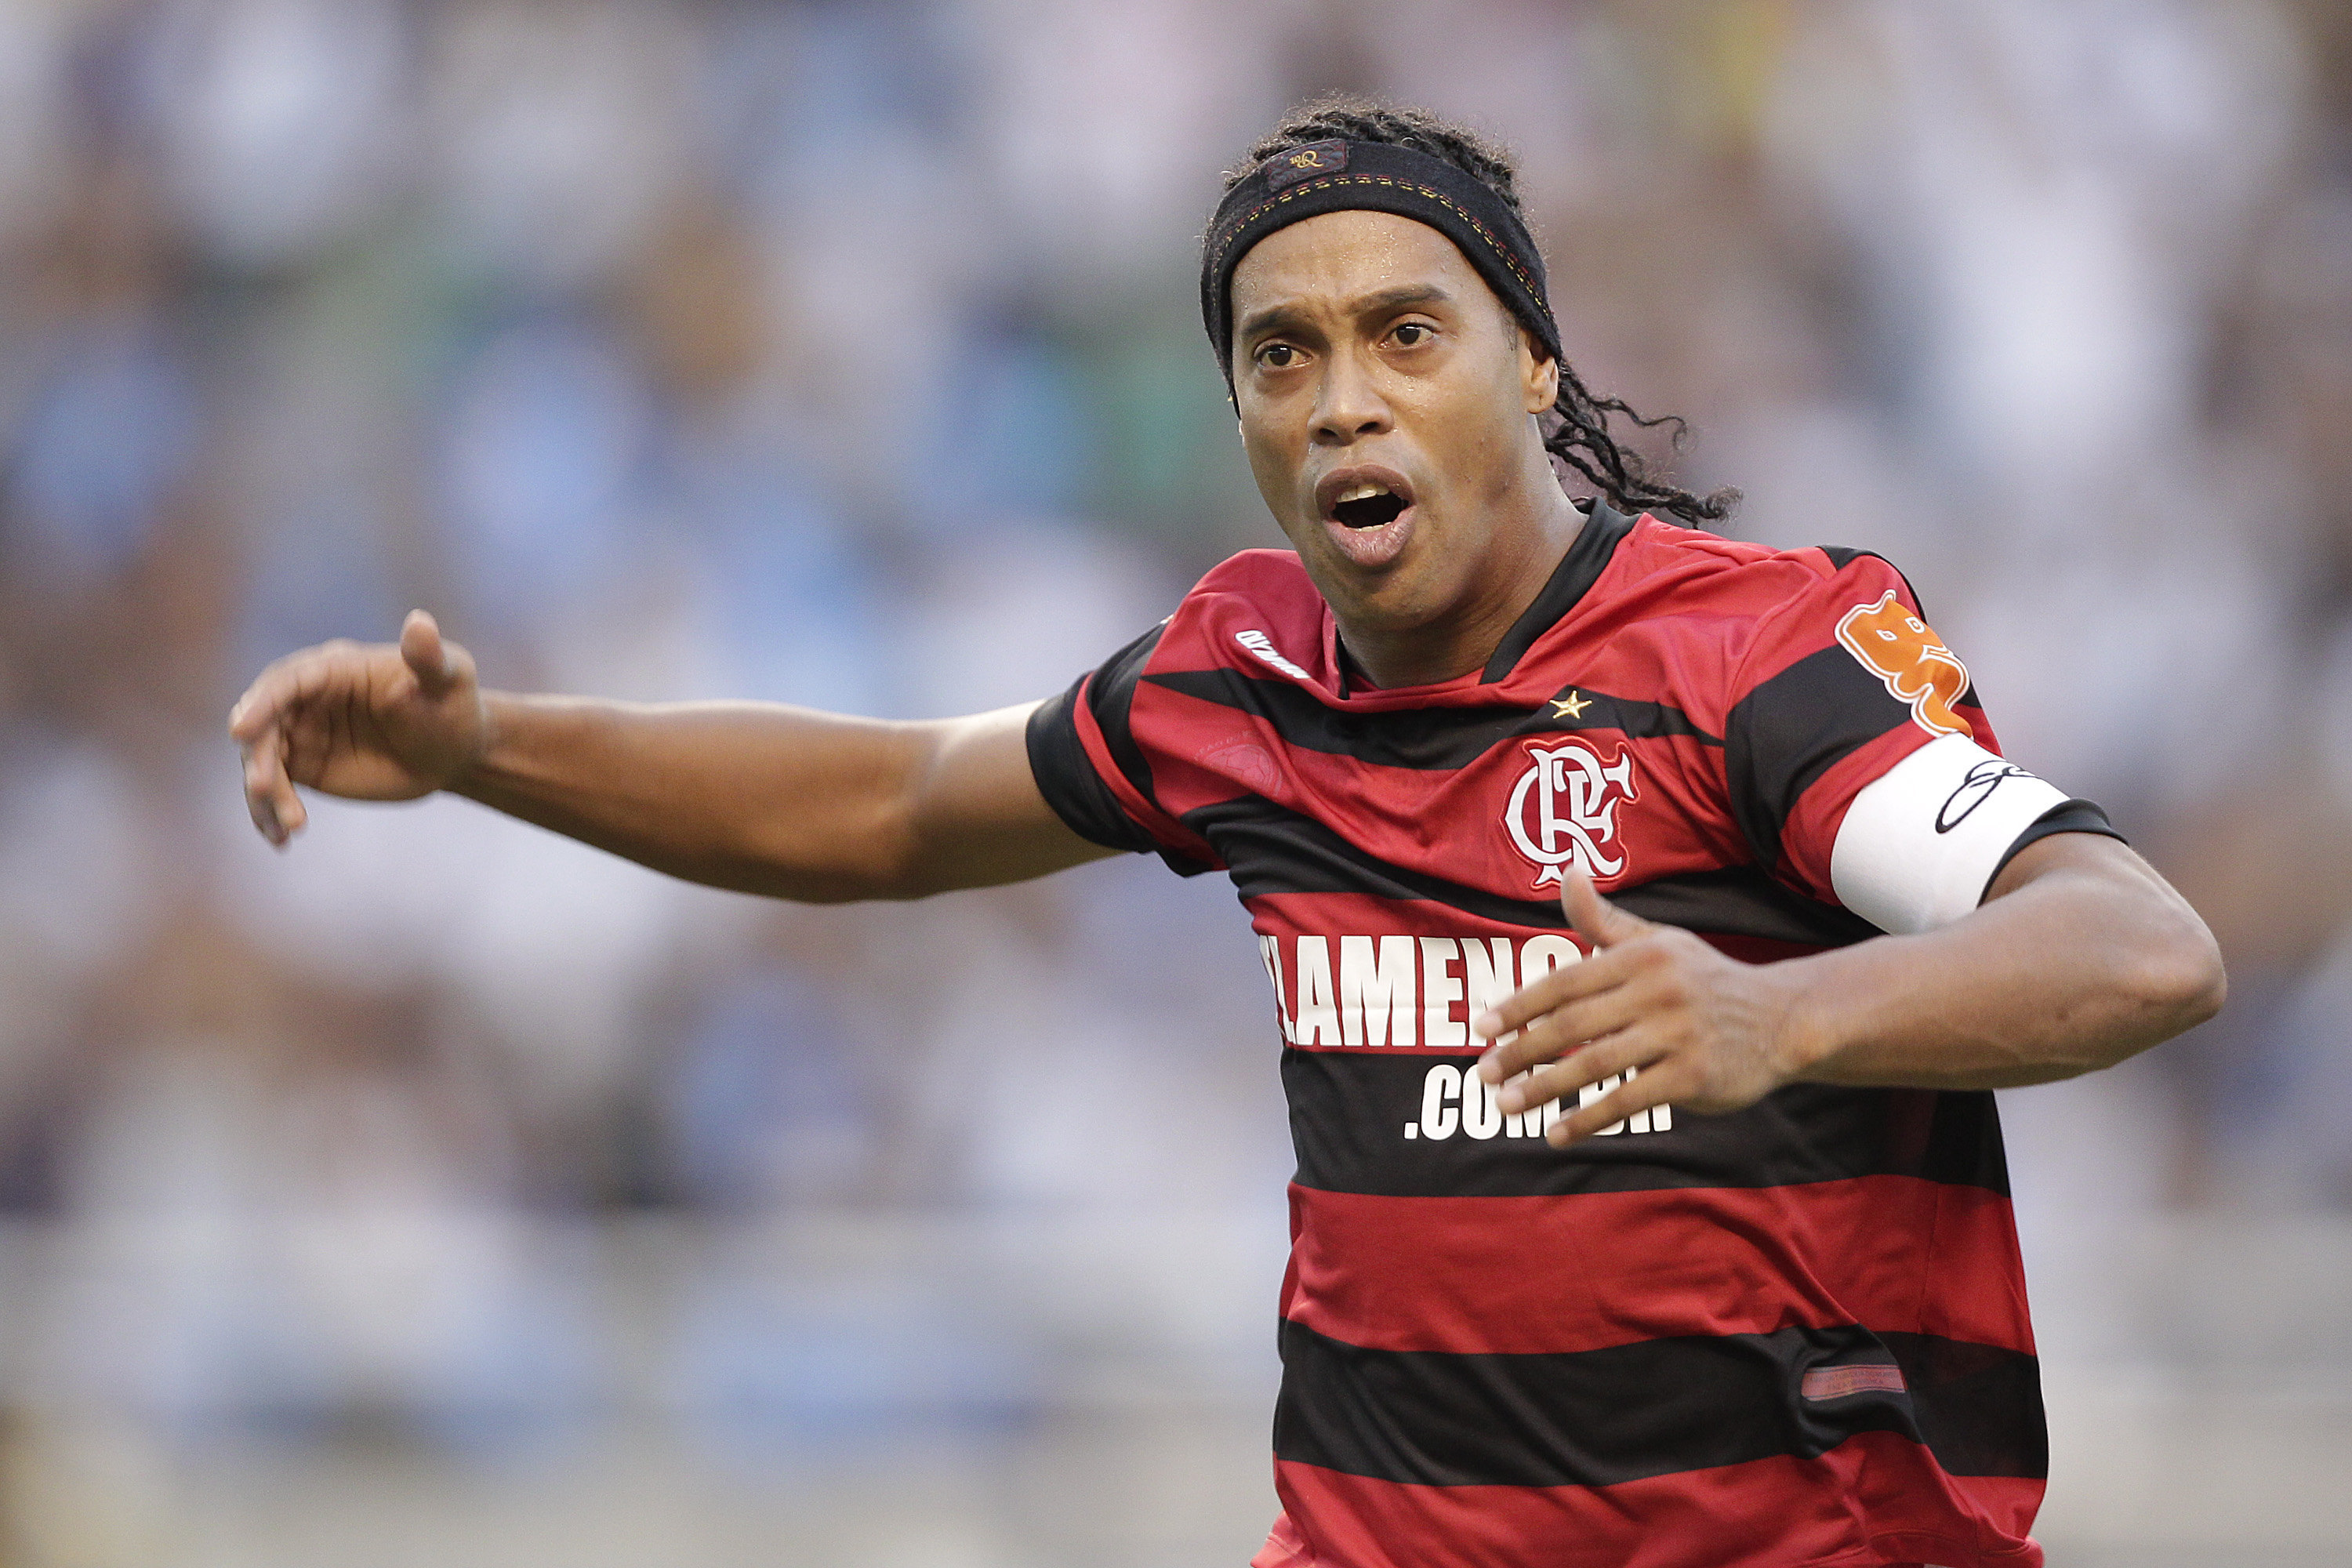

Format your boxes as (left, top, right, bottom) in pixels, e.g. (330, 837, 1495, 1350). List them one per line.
(1829, 733, 2071, 935)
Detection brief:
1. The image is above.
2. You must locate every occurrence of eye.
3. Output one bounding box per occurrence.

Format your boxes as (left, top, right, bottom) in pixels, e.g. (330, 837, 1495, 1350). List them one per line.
(1392, 322, 1432, 347)
(1257, 343, 1301, 368)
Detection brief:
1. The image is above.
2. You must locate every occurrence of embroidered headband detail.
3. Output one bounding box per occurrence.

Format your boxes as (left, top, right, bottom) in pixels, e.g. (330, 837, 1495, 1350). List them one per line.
(1200, 140, 1562, 397)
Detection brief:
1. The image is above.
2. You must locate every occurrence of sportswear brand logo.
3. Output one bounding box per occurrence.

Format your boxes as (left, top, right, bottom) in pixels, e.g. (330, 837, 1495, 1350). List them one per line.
(1835, 590, 1970, 736)
(1936, 758, 2034, 833)
(1505, 740, 1637, 887)
(1236, 629, 1312, 681)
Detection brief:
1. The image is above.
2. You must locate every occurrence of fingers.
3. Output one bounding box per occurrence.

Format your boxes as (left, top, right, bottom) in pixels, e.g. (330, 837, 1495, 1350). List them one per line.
(229, 648, 339, 847)
(227, 630, 387, 844)
(1544, 1057, 1680, 1147)
(1477, 970, 1650, 1083)
(1485, 1027, 1681, 1148)
(399, 609, 449, 691)
(401, 608, 479, 704)
(228, 640, 351, 745)
(1563, 871, 1650, 949)
(227, 655, 299, 744)
(240, 724, 307, 848)
(1468, 877, 1657, 1051)
(1474, 937, 1663, 1077)
(1497, 1021, 1655, 1115)
(1474, 945, 1618, 1045)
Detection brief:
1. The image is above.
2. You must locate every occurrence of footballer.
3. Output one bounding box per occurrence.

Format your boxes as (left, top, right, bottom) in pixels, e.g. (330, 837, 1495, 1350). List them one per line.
(230, 100, 2223, 1568)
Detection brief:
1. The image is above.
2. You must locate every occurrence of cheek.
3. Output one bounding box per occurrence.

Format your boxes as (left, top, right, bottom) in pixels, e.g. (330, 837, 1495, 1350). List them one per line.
(1414, 391, 1515, 495)
(1461, 385, 1535, 488)
(1240, 433, 1302, 525)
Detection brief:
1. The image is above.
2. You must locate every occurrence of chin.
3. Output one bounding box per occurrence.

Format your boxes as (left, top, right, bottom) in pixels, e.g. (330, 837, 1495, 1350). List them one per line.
(1316, 554, 1448, 629)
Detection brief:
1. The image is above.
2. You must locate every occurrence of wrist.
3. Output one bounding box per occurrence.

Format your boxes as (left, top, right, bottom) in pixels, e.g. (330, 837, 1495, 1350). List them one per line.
(452, 688, 517, 795)
(1762, 953, 1846, 1086)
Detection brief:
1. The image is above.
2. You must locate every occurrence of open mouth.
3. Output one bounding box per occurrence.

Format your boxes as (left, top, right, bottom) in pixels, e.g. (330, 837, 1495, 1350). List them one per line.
(1312, 466, 1417, 568)
(1331, 484, 1407, 530)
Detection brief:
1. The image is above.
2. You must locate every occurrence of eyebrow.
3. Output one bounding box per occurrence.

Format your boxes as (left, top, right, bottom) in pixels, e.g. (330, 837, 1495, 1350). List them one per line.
(1236, 283, 1457, 346)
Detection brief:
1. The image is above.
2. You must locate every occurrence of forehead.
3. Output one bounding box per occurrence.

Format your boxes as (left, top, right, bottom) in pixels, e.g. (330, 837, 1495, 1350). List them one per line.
(1229, 209, 1496, 324)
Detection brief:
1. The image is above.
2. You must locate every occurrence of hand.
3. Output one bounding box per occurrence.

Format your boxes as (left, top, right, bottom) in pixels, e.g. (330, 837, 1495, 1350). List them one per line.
(227, 609, 489, 847)
(1472, 873, 1809, 1145)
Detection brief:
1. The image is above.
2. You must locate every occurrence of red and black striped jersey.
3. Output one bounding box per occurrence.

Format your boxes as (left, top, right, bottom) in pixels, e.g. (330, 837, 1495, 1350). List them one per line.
(1025, 501, 2112, 1568)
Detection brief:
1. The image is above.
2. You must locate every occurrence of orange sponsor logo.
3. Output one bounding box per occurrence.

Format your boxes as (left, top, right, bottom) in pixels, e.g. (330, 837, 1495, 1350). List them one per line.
(1835, 590, 1971, 736)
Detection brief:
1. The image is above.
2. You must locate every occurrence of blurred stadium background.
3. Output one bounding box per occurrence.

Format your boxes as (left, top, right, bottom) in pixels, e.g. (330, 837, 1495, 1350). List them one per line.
(0, 0, 2348, 1563)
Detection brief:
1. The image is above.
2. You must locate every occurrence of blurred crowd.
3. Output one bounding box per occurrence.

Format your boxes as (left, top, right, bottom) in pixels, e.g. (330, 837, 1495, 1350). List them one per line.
(0, 0, 2347, 1554)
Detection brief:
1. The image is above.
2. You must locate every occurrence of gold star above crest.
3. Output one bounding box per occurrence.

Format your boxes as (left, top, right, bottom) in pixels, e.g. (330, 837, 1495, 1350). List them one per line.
(1552, 691, 1592, 720)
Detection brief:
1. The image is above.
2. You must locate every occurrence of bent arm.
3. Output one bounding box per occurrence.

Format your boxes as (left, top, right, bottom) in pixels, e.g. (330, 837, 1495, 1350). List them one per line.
(1777, 831, 2226, 1089)
(456, 695, 1113, 902)
(1476, 832, 2226, 1144)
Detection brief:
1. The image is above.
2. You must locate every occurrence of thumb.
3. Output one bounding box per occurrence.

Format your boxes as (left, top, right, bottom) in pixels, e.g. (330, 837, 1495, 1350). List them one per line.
(399, 609, 458, 695)
(1561, 871, 1649, 949)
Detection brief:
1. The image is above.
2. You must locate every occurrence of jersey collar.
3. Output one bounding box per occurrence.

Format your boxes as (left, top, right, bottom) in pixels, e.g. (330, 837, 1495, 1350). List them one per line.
(1477, 497, 1639, 683)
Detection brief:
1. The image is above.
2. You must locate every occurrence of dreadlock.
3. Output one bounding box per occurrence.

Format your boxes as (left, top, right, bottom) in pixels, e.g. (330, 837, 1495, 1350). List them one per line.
(1227, 96, 1737, 526)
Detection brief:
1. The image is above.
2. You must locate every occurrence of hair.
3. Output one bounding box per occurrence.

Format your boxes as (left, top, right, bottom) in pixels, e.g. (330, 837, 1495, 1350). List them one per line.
(1226, 96, 1737, 525)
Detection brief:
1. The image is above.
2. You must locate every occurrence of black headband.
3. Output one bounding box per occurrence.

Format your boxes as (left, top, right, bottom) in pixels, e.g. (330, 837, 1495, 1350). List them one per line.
(1200, 139, 1563, 395)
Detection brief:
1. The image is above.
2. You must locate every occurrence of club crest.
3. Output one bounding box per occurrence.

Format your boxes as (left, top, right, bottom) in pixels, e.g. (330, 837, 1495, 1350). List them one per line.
(1504, 739, 1638, 887)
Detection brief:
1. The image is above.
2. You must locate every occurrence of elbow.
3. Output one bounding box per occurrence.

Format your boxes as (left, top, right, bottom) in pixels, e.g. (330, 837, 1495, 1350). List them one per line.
(2125, 909, 2227, 1039)
(2171, 938, 2229, 1031)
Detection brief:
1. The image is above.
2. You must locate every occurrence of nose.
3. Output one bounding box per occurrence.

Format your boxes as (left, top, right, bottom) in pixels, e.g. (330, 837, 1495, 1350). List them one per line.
(1311, 347, 1392, 446)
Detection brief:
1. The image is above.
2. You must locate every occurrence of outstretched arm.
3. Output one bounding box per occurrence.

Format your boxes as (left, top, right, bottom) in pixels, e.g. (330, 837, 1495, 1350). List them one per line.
(229, 610, 1114, 901)
(1472, 833, 2225, 1145)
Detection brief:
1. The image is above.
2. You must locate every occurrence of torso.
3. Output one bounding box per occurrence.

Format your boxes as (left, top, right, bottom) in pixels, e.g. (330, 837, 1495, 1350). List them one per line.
(1041, 503, 2049, 1568)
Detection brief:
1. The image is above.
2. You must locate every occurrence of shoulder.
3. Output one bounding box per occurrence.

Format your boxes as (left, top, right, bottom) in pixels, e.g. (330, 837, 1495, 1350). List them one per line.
(1600, 518, 1928, 674)
(1615, 517, 1901, 621)
(1544, 515, 1950, 742)
(1068, 547, 1328, 760)
(1186, 546, 1316, 599)
(1148, 547, 1333, 683)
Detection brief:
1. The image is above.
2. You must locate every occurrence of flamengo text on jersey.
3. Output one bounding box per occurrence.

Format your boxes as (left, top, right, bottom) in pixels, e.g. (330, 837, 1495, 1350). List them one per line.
(1255, 931, 1673, 1139)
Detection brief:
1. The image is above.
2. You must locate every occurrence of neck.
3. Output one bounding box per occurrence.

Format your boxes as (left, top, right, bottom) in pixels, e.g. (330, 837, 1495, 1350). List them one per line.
(1338, 458, 1588, 691)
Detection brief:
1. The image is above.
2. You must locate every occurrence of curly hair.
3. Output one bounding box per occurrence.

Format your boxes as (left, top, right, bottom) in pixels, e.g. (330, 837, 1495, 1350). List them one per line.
(1227, 95, 1737, 526)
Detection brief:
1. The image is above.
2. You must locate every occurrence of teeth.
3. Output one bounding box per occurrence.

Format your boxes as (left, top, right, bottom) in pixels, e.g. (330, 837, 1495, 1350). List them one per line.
(1336, 483, 1394, 504)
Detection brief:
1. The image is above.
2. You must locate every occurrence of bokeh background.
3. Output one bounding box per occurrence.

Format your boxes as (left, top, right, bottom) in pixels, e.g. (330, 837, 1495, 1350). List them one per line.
(1, 0, 2348, 1563)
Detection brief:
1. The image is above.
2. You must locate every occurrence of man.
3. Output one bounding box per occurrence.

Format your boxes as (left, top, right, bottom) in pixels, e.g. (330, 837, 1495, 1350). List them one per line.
(231, 101, 2222, 1568)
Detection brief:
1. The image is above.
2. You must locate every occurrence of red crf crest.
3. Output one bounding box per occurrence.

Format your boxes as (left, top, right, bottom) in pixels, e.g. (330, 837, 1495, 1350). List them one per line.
(1504, 739, 1638, 887)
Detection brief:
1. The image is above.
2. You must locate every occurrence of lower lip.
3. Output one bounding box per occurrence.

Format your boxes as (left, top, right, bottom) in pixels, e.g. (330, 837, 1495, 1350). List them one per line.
(1322, 505, 1417, 568)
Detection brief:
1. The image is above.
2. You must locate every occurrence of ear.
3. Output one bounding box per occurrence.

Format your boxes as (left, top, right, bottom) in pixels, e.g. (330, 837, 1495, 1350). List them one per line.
(1520, 332, 1560, 416)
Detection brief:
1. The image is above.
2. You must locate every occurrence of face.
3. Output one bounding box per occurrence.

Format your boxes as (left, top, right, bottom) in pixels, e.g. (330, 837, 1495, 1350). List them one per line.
(1229, 209, 1561, 641)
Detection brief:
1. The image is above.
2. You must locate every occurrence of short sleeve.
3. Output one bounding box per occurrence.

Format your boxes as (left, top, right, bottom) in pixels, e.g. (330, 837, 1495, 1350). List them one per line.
(1722, 550, 2117, 924)
(1022, 622, 1218, 877)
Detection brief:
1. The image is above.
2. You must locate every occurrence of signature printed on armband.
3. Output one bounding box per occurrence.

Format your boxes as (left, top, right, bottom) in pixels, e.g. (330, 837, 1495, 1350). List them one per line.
(1936, 758, 2034, 833)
